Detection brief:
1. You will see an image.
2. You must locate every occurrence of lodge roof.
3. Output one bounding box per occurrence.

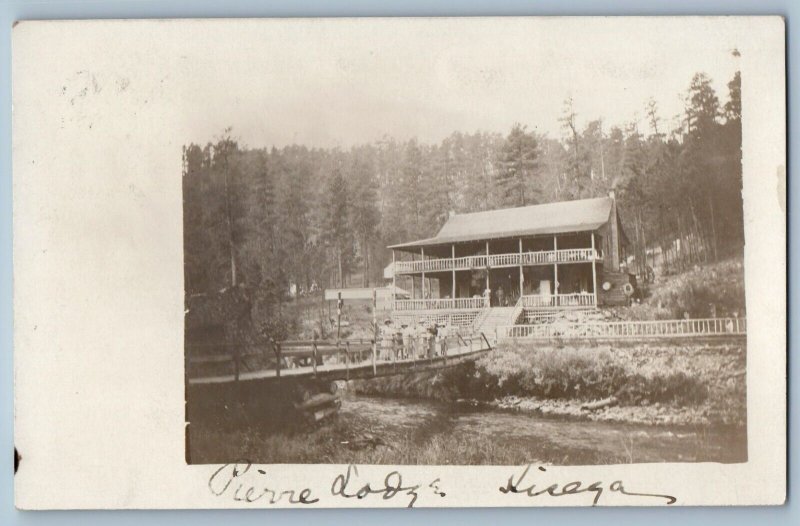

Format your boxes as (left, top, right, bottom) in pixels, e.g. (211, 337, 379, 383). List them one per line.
(389, 196, 617, 250)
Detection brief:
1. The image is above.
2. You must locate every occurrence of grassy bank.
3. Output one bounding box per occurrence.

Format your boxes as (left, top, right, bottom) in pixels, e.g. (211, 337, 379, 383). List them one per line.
(189, 414, 540, 465)
(352, 340, 746, 427)
(188, 405, 745, 465)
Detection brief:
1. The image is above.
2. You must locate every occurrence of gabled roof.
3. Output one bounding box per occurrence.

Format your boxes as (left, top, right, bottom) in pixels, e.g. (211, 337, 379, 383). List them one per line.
(389, 196, 615, 250)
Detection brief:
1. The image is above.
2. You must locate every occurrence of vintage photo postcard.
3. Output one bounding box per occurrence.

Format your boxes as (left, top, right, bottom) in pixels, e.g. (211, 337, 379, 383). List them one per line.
(12, 16, 785, 509)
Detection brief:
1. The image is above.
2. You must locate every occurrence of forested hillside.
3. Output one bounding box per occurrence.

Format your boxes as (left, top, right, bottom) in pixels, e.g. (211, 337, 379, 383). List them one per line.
(183, 71, 743, 333)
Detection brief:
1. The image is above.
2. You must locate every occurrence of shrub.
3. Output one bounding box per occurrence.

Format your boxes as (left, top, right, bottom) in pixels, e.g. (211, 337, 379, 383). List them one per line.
(468, 343, 708, 405)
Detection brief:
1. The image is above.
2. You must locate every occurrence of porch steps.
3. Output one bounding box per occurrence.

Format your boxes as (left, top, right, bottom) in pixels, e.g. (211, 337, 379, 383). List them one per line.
(473, 307, 518, 339)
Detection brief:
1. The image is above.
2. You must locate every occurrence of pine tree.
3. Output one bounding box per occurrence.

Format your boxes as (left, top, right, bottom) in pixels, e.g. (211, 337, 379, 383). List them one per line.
(497, 123, 539, 207)
(724, 71, 741, 122)
(349, 154, 380, 286)
(322, 168, 353, 288)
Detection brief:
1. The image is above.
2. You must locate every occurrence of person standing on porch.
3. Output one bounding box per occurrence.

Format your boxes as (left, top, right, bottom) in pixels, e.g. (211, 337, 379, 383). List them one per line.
(496, 285, 505, 307)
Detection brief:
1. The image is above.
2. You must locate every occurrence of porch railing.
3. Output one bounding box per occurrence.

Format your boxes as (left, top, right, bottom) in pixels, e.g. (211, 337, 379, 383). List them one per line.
(520, 292, 597, 309)
(394, 248, 602, 274)
(393, 297, 489, 311)
(498, 317, 747, 340)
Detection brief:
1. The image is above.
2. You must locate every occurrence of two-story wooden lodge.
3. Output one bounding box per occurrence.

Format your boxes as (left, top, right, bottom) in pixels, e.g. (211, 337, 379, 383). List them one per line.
(388, 193, 633, 331)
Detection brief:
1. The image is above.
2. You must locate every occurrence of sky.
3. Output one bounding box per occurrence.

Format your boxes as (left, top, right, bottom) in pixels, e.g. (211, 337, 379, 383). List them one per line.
(170, 17, 743, 149)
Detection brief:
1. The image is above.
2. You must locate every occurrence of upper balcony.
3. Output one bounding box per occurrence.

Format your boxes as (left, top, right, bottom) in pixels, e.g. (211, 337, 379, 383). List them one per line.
(393, 248, 603, 275)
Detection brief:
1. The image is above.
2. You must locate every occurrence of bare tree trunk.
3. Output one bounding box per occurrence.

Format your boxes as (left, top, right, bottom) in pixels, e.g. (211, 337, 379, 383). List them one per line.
(338, 248, 343, 289)
(363, 235, 369, 287)
(708, 194, 719, 262)
(636, 212, 644, 276)
(641, 212, 648, 273)
(688, 198, 707, 264)
(599, 137, 606, 182)
(222, 153, 237, 287)
(676, 212, 685, 271)
(570, 124, 580, 183)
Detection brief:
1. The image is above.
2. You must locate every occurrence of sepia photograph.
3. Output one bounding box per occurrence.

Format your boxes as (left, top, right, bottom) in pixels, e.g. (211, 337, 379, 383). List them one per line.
(11, 15, 786, 509)
(183, 18, 749, 467)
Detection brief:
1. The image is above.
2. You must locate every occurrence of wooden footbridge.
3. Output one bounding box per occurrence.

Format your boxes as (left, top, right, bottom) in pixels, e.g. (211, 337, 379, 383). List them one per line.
(187, 332, 494, 386)
(186, 332, 494, 427)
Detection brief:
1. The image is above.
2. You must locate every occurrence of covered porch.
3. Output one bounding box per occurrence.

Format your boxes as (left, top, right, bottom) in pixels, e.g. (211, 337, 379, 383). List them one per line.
(390, 232, 602, 312)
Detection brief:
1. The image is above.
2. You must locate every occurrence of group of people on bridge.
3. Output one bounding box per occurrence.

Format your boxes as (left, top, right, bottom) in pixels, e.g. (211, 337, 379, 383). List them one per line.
(379, 319, 451, 362)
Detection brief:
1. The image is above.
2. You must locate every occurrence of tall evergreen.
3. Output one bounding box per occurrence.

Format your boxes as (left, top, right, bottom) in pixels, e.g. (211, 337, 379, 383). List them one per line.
(497, 124, 539, 207)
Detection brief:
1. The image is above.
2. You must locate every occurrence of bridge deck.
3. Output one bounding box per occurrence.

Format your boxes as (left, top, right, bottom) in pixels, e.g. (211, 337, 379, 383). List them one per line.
(189, 340, 492, 385)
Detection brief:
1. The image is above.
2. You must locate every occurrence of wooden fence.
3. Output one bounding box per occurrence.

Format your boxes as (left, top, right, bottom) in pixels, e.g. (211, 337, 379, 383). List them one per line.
(393, 297, 488, 310)
(520, 292, 597, 309)
(497, 317, 747, 340)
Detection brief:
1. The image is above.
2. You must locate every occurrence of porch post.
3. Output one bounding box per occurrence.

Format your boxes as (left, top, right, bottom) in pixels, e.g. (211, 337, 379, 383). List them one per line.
(421, 247, 426, 300)
(592, 232, 597, 307)
(485, 241, 490, 305)
(392, 250, 396, 309)
(553, 235, 559, 299)
(518, 237, 524, 297)
(410, 250, 416, 298)
(451, 244, 456, 301)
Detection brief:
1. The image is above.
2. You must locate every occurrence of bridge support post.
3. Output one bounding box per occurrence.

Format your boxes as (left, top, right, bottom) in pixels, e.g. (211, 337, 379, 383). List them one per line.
(232, 343, 240, 384)
(312, 335, 318, 378)
(345, 341, 350, 380)
(392, 336, 397, 372)
(273, 340, 282, 378)
(337, 291, 342, 341)
(372, 340, 377, 376)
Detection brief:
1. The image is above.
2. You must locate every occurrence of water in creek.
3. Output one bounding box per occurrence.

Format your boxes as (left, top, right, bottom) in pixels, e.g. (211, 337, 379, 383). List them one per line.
(338, 395, 747, 465)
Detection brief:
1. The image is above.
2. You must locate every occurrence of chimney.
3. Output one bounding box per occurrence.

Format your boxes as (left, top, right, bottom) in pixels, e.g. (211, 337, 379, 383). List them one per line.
(608, 190, 620, 271)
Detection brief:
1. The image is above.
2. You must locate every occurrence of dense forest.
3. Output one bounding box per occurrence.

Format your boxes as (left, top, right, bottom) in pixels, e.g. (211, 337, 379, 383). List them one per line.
(183, 70, 743, 333)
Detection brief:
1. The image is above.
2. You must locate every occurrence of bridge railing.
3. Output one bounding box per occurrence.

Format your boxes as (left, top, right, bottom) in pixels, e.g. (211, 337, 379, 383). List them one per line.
(187, 330, 493, 382)
(497, 317, 747, 340)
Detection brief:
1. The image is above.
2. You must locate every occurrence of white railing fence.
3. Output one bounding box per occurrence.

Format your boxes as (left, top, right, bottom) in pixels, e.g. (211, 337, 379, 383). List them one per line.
(520, 292, 597, 309)
(393, 297, 489, 311)
(498, 317, 747, 340)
